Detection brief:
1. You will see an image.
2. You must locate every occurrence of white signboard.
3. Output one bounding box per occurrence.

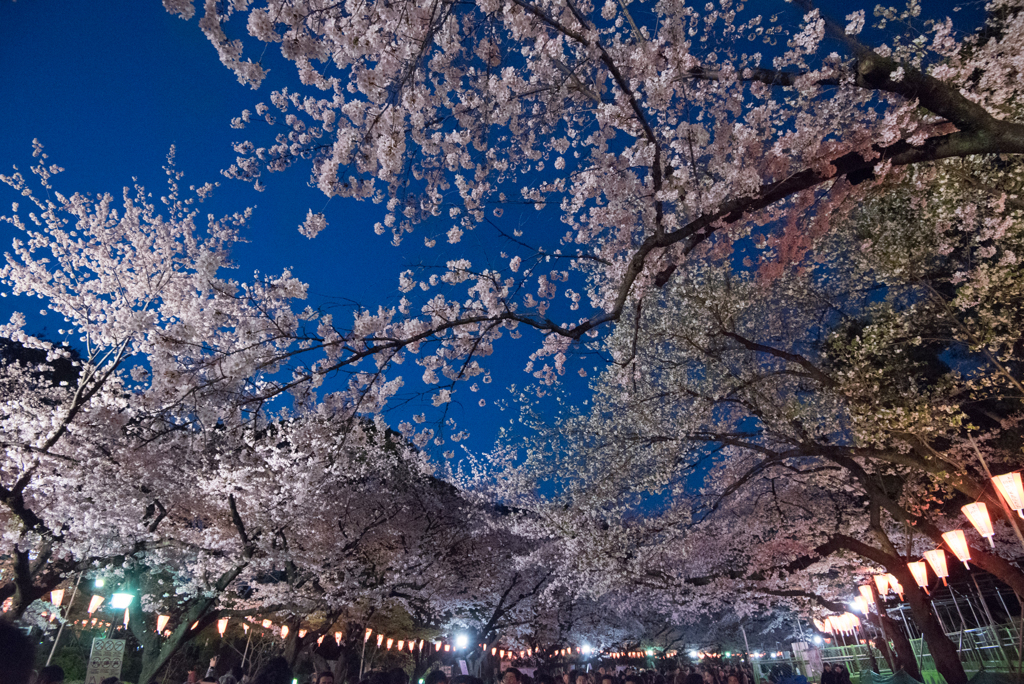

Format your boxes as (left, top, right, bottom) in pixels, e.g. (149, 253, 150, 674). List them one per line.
(85, 638, 125, 684)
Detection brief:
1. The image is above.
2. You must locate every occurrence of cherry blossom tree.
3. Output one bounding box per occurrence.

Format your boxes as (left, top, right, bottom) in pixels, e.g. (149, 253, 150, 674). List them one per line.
(154, 0, 1024, 414)
(0, 150, 549, 682)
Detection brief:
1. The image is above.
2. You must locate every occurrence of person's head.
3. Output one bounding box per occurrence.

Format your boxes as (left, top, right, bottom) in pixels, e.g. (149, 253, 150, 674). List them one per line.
(251, 657, 292, 684)
(0, 621, 34, 684)
(218, 675, 238, 684)
(602, 676, 615, 684)
(576, 675, 587, 684)
(425, 670, 448, 684)
(316, 673, 336, 684)
(389, 668, 410, 684)
(36, 666, 65, 684)
(504, 669, 523, 684)
(726, 675, 740, 684)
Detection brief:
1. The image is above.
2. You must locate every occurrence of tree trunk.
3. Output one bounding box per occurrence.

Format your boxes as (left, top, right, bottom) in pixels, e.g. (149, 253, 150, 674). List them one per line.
(284, 617, 302, 668)
(896, 570, 967, 684)
(873, 636, 895, 672)
(869, 612, 918, 678)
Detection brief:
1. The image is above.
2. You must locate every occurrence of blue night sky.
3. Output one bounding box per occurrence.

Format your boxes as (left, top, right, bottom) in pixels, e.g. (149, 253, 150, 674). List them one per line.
(0, 0, 589, 458)
(0, 0, 984, 460)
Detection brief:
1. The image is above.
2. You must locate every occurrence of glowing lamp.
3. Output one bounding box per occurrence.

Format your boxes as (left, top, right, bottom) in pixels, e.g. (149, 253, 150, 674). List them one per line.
(924, 549, 949, 585)
(419, 639, 425, 651)
(409, 641, 416, 652)
(521, 651, 526, 658)
(365, 628, 373, 642)
(852, 597, 868, 615)
(124, 608, 130, 626)
(456, 634, 469, 649)
(943, 530, 972, 568)
(908, 561, 930, 594)
(492, 647, 498, 656)
(299, 629, 307, 638)
(218, 618, 229, 636)
(157, 615, 170, 632)
(110, 592, 134, 609)
(434, 640, 441, 650)
(444, 644, 451, 652)
(528, 648, 532, 656)
(192, 621, 200, 630)
(812, 618, 825, 632)
(385, 638, 393, 650)
(858, 585, 874, 608)
(87, 595, 104, 614)
(377, 634, 384, 647)
(884, 574, 904, 600)
(336, 631, 343, 646)
(263, 619, 272, 629)
(281, 626, 290, 639)
(873, 574, 890, 596)
(398, 640, 405, 651)
(51, 589, 65, 607)
(243, 624, 250, 634)
(318, 635, 326, 646)
(962, 502, 996, 547)
(993, 472, 1024, 517)
(164, 629, 172, 637)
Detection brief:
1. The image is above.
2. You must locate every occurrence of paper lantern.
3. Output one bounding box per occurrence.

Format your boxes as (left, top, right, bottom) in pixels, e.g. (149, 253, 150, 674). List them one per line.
(908, 561, 930, 594)
(963, 502, 996, 547)
(157, 615, 170, 632)
(365, 628, 373, 642)
(943, 530, 972, 568)
(419, 639, 425, 651)
(858, 585, 874, 607)
(243, 624, 249, 633)
(88, 595, 104, 614)
(336, 631, 343, 646)
(434, 640, 441, 650)
(444, 644, 450, 652)
(398, 640, 405, 651)
(528, 648, 532, 656)
(378, 634, 385, 647)
(492, 647, 498, 656)
(993, 472, 1024, 517)
(884, 574, 904, 600)
(812, 618, 826, 632)
(124, 608, 130, 626)
(192, 621, 200, 630)
(924, 549, 949, 585)
(500, 649, 506, 658)
(387, 638, 394, 650)
(521, 651, 526, 658)
(409, 641, 416, 652)
(51, 589, 65, 607)
(164, 629, 172, 637)
(318, 635, 326, 645)
(218, 618, 229, 636)
(873, 574, 890, 596)
(299, 629, 308, 638)
(852, 597, 868, 615)
(279, 626, 288, 639)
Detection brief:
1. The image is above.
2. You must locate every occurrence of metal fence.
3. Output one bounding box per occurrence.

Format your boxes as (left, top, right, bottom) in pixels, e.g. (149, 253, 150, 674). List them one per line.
(749, 622, 1024, 684)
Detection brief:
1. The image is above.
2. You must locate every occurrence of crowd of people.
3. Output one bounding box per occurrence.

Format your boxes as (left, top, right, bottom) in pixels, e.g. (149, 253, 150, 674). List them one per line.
(0, 620, 849, 684)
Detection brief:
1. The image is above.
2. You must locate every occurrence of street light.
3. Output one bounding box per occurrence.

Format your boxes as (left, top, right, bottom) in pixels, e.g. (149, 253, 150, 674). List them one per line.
(456, 634, 469, 649)
(110, 592, 134, 610)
